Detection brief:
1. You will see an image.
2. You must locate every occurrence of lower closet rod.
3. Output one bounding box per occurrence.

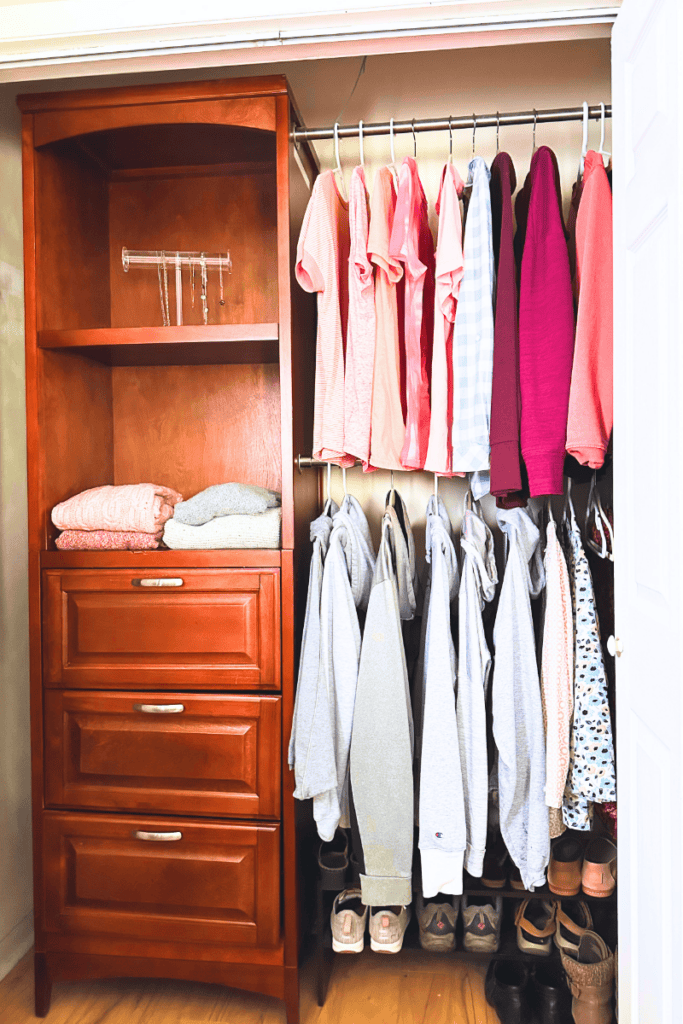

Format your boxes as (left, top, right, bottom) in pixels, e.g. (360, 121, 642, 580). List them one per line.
(297, 456, 361, 472)
(291, 103, 611, 142)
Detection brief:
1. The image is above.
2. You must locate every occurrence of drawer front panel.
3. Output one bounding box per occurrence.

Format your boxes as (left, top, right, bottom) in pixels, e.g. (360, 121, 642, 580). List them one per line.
(42, 569, 280, 689)
(43, 812, 280, 948)
(44, 691, 281, 818)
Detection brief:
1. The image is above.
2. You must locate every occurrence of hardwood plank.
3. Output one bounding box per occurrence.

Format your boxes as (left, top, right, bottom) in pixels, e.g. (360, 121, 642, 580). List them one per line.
(41, 550, 281, 568)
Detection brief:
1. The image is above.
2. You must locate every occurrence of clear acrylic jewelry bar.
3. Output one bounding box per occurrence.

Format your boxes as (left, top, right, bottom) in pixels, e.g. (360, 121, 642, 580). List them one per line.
(121, 247, 232, 327)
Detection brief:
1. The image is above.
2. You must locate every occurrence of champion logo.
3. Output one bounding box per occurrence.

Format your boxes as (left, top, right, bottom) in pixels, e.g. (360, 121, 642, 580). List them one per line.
(435, 832, 443, 839)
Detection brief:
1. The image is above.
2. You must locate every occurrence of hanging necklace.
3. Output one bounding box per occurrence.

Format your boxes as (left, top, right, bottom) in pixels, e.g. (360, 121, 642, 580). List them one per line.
(218, 253, 225, 307)
(200, 253, 209, 325)
(157, 250, 170, 327)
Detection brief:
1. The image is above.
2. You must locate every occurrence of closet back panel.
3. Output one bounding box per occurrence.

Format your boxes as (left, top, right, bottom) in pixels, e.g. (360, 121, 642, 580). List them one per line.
(38, 349, 115, 551)
(36, 145, 111, 332)
(108, 170, 278, 329)
(111, 363, 282, 497)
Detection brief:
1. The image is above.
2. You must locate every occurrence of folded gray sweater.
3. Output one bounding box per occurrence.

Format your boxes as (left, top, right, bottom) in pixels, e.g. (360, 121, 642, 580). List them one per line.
(173, 483, 281, 525)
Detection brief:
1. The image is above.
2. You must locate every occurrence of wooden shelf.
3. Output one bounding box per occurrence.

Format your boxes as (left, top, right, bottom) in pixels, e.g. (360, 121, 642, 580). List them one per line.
(41, 549, 282, 569)
(37, 325, 280, 366)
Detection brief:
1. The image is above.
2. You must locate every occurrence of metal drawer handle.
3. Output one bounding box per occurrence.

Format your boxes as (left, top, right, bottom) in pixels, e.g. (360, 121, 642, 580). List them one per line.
(131, 578, 184, 587)
(133, 703, 185, 714)
(133, 830, 182, 842)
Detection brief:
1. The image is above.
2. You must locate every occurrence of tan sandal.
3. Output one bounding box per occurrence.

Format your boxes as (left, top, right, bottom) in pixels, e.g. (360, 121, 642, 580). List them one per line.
(514, 899, 556, 956)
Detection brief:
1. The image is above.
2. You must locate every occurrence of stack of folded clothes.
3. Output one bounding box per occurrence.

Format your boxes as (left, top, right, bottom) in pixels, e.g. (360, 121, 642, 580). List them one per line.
(52, 483, 183, 550)
(163, 483, 282, 549)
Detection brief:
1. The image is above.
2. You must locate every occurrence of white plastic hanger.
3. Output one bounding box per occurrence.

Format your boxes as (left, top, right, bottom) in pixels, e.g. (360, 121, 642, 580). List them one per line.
(598, 102, 611, 168)
(333, 122, 347, 201)
(411, 119, 417, 158)
(472, 113, 477, 156)
(496, 111, 500, 155)
(585, 471, 614, 561)
(358, 119, 365, 168)
(342, 464, 348, 495)
(389, 470, 396, 507)
(448, 116, 454, 165)
(578, 101, 589, 179)
(434, 474, 439, 501)
(323, 461, 333, 514)
(531, 109, 538, 157)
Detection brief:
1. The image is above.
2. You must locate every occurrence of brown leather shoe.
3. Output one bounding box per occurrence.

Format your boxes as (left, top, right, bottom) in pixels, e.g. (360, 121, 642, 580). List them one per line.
(554, 900, 593, 955)
(581, 838, 617, 898)
(548, 836, 583, 896)
(561, 931, 615, 1024)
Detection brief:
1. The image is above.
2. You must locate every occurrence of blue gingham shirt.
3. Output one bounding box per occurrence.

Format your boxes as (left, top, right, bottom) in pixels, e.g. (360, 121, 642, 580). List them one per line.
(451, 157, 495, 472)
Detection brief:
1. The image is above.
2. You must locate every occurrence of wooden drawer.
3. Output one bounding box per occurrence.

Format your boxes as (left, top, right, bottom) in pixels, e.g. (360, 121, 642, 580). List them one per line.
(44, 691, 281, 818)
(43, 812, 280, 948)
(42, 568, 280, 690)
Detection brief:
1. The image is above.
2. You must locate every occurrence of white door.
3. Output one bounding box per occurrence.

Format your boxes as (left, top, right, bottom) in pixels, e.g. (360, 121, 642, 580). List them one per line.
(612, 2, 682, 1022)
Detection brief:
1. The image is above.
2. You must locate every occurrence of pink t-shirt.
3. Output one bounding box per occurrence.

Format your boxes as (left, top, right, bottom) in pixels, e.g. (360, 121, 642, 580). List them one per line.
(390, 157, 435, 471)
(344, 165, 376, 470)
(296, 170, 354, 467)
(424, 163, 466, 477)
(368, 167, 406, 472)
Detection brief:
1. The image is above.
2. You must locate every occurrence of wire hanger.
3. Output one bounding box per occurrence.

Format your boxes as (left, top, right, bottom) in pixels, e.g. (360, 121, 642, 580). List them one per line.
(448, 116, 453, 164)
(585, 471, 614, 561)
(578, 100, 589, 179)
(532, 109, 538, 156)
(333, 122, 348, 201)
(358, 119, 365, 167)
(411, 119, 417, 158)
(472, 113, 477, 156)
(598, 101, 611, 168)
(342, 464, 348, 496)
(496, 111, 500, 154)
(389, 470, 396, 507)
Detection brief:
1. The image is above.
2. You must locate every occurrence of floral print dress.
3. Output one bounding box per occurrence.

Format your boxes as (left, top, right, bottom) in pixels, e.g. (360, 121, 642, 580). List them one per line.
(562, 497, 617, 830)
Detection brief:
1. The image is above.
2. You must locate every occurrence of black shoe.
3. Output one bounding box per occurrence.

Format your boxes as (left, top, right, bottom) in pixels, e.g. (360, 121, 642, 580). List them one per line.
(481, 832, 511, 889)
(485, 959, 532, 1024)
(530, 961, 573, 1024)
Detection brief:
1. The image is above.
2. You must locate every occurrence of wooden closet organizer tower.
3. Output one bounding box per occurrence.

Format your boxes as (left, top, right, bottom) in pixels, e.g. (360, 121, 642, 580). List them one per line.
(18, 76, 318, 1024)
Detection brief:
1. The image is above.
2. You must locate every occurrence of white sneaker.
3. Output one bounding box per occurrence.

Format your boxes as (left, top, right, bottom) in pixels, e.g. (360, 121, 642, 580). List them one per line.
(369, 905, 411, 953)
(330, 888, 367, 953)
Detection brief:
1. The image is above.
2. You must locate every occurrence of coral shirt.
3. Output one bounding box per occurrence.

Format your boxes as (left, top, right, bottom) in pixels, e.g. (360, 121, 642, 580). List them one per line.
(424, 162, 465, 476)
(390, 157, 435, 470)
(344, 165, 376, 470)
(566, 150, 613, 468)
(368, 167, 406, 471)
(296, 170, 354, 467)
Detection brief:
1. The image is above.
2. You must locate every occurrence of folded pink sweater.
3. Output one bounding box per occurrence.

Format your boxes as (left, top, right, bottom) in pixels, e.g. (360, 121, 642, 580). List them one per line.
(56, 530, 163, 551)
(565, 150, 613, 468)
(519, 147, 575, 496)
(52, 484, 182, 534)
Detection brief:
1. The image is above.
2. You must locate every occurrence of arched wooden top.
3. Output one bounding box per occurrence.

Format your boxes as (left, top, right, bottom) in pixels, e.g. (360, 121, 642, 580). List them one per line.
(29, 94, 277, 149)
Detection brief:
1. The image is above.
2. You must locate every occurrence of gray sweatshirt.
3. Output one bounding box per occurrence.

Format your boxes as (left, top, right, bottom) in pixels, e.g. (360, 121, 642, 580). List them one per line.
(457, 498, 498, 877)
(315, 495, 375, 840)
(417, 496, 465, 898)
(288, 499, 338, 802)
(492, 507, 549, 891)
(350, 494, 415, 907)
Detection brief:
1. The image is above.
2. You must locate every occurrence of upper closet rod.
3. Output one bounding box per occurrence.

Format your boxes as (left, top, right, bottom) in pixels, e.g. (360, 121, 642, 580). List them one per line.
(291, 104, 611, 143)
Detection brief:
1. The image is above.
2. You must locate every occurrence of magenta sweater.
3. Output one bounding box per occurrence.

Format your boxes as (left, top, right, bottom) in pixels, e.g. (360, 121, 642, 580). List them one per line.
(518, 146, 574, 496)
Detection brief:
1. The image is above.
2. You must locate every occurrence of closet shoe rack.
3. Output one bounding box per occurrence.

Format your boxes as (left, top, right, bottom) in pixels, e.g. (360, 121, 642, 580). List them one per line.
(314, 867, 617, 1008)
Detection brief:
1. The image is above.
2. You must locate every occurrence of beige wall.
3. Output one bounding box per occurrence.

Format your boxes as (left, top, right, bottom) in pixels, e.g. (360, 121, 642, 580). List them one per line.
(0, 35, 611, 978)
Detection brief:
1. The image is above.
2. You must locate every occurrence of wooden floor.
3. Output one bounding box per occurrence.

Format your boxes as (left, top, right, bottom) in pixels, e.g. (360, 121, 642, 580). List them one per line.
(0, 947, 499, 1024)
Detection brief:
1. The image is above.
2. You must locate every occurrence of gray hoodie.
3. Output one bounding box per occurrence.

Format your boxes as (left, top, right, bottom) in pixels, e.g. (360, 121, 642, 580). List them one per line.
(315, 494, 375, 841)
(417, 496, 465, 898)
(288, 500, 338, 806)
(350, 493, 416, 907)
(457, 497, 498, 877)
(492, 507, 549, 891)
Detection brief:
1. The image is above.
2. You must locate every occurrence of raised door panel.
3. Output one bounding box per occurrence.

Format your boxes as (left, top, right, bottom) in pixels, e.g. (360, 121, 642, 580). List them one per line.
(43, 813, 280, 948)
(42, 569, 280, 690)
(44, 692, 281, 818)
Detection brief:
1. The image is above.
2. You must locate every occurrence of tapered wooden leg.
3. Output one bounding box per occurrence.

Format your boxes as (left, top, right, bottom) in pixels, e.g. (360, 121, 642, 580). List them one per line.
(283, 965, 299, 1024)
(34, 953, 52, 1018)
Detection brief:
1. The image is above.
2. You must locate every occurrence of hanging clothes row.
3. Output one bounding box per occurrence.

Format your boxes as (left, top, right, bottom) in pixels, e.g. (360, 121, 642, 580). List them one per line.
(289, 476, 617, 908)
(295, 112, 613, 498)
